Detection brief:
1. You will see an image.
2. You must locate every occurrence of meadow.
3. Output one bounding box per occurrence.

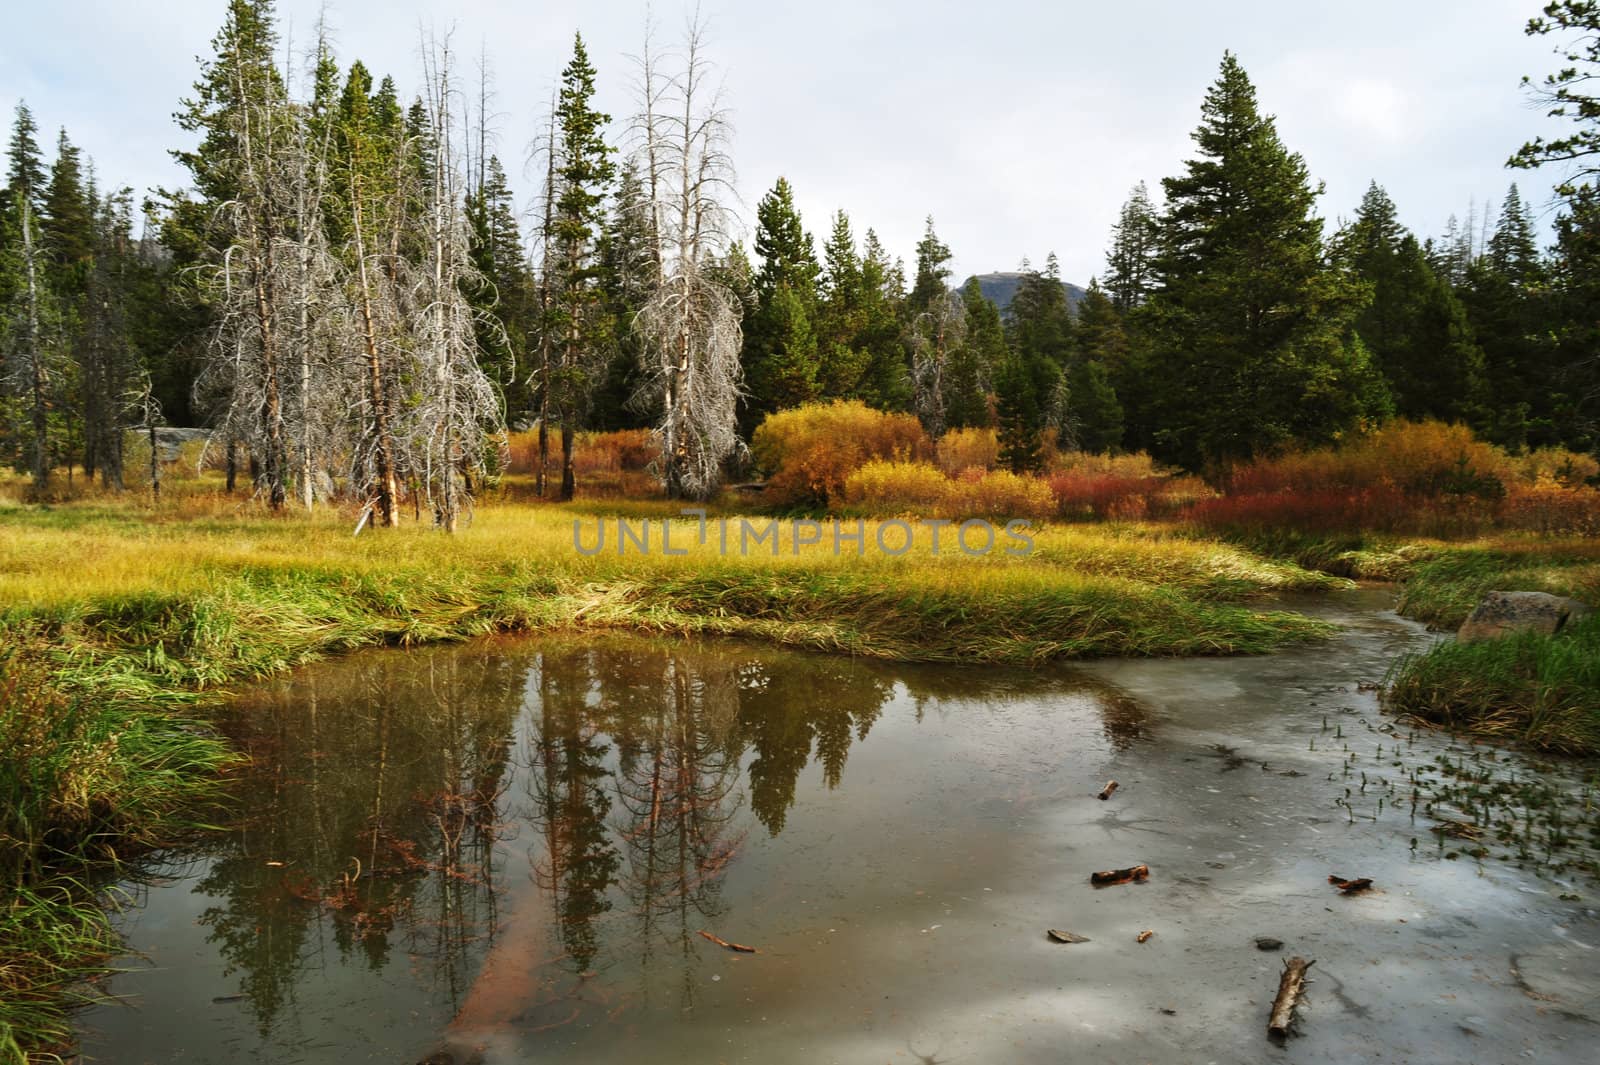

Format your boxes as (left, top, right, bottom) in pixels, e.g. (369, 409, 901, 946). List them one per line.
(2, 410, 1599, 1059)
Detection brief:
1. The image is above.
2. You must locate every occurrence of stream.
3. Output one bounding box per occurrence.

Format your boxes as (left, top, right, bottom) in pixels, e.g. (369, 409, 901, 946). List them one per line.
(75, 587, 1600, 1064)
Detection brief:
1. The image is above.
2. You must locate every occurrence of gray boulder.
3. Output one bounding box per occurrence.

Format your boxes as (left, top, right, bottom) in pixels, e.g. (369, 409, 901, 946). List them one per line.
(1456, 591, 1593, 644)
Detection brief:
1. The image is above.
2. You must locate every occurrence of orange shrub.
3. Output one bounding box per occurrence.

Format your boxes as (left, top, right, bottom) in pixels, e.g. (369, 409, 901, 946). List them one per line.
(505, 428, 657, 477)
(1048, 471, 1170, 521)
(1041, 446, 1161, 479)
(934, 428, 999, 476)
(1226, 420, 1512, 498)
(573, 429, 657, 475)
(1500, 485, 1600, 536)
(752, 401, 930, 507)
(1511, 447, 1600, 487)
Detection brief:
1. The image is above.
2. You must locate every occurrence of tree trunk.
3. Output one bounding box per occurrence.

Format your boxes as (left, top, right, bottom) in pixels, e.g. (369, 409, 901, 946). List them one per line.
(22, 205, 48, 493)
(225, 438, 238, 493)
(352, 187, 399, 527)
(559, 423, 576, 501)
(1267, 956, 1314, 1039)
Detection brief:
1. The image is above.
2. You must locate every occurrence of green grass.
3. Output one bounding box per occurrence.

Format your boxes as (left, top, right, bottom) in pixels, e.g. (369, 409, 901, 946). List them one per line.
(1386, 613, 1600, 755)
(1, 646, 233, 1065)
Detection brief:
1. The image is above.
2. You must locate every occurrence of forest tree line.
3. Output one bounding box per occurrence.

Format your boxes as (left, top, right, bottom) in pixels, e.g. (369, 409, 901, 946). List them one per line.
(2, 0, 1598, 525)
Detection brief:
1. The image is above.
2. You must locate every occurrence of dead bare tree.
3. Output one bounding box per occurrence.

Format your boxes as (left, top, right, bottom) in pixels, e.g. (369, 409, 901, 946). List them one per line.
(910, 291, 966, 440)
(628, 12, 744, 501)
(410, 32, 505, 533)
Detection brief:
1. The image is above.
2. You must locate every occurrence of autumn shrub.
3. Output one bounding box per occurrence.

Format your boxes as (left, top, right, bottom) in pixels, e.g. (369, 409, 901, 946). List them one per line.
(1226, 420, 1512, 497)
(934, 428, 999, 476)
(1500, 485, 1600, 536)
(1509, 447, 1600, 487)
(842, 460, 951, 512)
(752, 401, 930, 507)
(1041, 446, 1160, 479)
(573, 429, 657, 475)
(948, 467, 1056, 520)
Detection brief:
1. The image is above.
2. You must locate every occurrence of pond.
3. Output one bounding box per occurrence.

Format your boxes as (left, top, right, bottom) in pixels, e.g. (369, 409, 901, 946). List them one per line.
(76, 588, 1600, 1064)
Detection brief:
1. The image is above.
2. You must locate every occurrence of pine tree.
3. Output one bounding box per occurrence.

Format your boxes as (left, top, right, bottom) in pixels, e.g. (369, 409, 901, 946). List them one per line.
(816, 209, 870, 398)
(1141, 52, 1385, 471)
(1105, 182, 1159, 312)
(743, 177, 820, 431)
(909, 216, 953, 318)
(1462, 187, 1555, 447)
(549, 33, 616, 500)
(948, 277, 1005, 429)
(591, 159, 654, 430)
(1335, 183, 1484, 423)
(854, 228, 910, 410)
(994, 353, 1040, 472)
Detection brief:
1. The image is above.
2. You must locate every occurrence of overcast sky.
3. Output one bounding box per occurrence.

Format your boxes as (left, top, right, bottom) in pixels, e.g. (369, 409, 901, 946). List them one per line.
(0, 0, 1573, 283)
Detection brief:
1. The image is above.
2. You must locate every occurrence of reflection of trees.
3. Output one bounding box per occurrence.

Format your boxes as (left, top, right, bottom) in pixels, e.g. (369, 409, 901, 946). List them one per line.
(194, 647, 524, 1035)
(177, 633, 1156, 1045)
(526, 651, 621, 975)
(609, 650, 745, 1010)
(737, 659, 893, 834)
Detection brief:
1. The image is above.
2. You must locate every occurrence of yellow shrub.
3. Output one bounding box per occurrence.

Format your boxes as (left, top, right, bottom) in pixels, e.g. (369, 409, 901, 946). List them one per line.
(935, 428, 999, 476)
(752, 401, 931, 506)
(947, 468, 1056, 520)
(842, 460, 951, 511)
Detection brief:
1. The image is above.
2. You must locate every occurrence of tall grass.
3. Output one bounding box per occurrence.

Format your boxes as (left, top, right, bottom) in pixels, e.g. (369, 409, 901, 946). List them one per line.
(1, 646, 232, 1063)
(1386, 614, 1600, 754)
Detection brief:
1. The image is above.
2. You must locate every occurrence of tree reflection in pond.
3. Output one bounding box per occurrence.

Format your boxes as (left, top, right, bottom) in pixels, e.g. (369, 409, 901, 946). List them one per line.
(138, 634, 1150, 1055)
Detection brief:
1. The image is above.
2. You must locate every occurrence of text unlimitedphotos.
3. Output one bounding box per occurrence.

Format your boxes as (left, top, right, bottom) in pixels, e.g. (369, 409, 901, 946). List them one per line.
(573, 512, 1036, 557)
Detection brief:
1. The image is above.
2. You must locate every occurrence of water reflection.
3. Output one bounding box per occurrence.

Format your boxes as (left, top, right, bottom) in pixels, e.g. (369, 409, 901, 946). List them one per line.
(110, 635, 1150, 1059)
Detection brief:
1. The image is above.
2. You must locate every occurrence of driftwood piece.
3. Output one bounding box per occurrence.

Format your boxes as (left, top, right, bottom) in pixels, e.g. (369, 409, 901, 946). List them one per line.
(1097, 780, 1119, 800)
(1267, 956, 1314, 1038)
(1090, 864, 1149, 886)
(697, 929, 756, 953)
(1046, 929, 1090, 944)
(1136, 929, 1154, 943)
(1327, 874, 1373, 894)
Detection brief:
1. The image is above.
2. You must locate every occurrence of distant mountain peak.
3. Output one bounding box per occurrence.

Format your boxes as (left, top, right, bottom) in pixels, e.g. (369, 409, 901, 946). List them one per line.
(959, 272, 1087, 313)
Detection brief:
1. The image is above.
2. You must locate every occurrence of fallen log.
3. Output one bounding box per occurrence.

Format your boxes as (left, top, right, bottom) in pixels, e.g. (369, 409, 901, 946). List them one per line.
(1136, 929, 1154, 943)
(1090, 864, 1149, 886)
(1267, 956, 1314, 1038)
(1327, 874, 1373, 894)
(697, 929, 757, 953)
(1046, 929, 1090, 944)
(1097, 780, 1119, 801)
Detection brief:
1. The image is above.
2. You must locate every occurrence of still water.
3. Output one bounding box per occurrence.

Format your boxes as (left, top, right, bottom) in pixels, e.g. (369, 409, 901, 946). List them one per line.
(77, 589, 1599, 1064)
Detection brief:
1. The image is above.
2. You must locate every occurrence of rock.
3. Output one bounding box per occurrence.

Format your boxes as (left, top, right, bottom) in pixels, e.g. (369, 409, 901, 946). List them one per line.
(1255, 936, 1283, 951)
(1456, 591, 1593, 644)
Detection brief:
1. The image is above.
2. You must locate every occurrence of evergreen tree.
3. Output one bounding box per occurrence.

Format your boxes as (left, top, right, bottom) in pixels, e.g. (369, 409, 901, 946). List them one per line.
(742, 177, 820, 431)
(1140, 52, 1385, 471)
(4, 103, 46, 218)
(1105, 181, 1159, 312)
(1335, 182, 1484, 423)
(548, 33, 616, 500)
(815, 209, 871, 398)
(466, 154, 533, 418)
(1067, 280, 1129, 452)
(1462, 187, 1556, 448)
(908, 216, 952, 318)
(591, 160, 655, 430)
(1064, 358, 1124, 453)
(994, 353, 1040, 472)
(854, 228, 910, 410)
(948, 276, 1004, 429)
